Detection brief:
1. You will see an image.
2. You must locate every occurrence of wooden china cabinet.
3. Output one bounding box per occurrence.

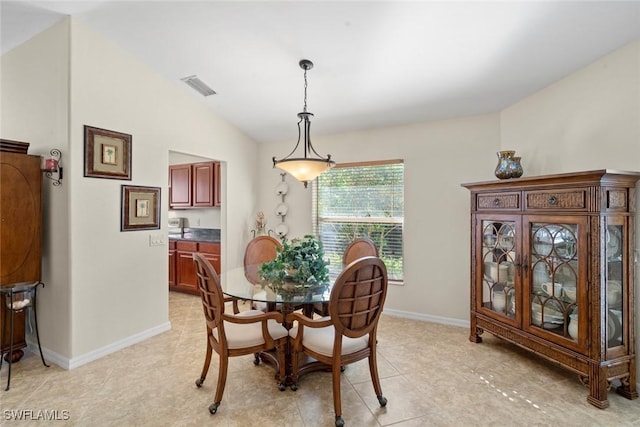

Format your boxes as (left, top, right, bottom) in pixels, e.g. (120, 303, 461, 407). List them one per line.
(0, 140, 43, 362)
(462, 170, 640, 409)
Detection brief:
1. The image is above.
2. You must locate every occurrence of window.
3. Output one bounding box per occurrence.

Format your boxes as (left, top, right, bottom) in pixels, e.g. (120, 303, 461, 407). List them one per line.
(312, 160, 404, 283)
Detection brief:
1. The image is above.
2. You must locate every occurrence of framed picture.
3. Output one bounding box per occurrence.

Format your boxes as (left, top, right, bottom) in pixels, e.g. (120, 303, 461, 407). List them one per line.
(84, 125, 132, 179)
(121, 185, 160, 231)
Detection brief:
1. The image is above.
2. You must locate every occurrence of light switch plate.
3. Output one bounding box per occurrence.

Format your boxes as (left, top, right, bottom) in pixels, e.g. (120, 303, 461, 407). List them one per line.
(149, 233, 166, 246)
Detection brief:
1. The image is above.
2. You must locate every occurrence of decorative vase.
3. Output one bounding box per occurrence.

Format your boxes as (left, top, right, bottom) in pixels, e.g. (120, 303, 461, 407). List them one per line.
(494, 150, 523, 179)
(507, 156, 523, 178)
(494, 151, 515, 179)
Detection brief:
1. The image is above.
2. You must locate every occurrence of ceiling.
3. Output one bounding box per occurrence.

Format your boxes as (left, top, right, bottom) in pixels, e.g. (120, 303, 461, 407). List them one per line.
(2, 1, 639, 143)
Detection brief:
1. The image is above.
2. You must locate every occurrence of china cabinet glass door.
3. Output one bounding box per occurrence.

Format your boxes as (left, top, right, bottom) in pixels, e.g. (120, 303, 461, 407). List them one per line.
(606, 219, 624, 351)
(480, 219, 518, 320)
(526, 217, 586, 346)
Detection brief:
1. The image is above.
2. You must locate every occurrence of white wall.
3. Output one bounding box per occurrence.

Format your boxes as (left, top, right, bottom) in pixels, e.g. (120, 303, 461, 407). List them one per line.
(1, 20, 72, 358)
(259, 114, 501, 323)
(1, 18, 260, 366)
(501, 40, 640, 383)
(68, 19, 259, 360)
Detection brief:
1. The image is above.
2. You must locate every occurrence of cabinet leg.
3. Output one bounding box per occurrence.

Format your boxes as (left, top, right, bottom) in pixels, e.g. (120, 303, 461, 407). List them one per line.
(3, 349, 24, 363)
(586, 364, 610, 409)
(469, 317, 483, 343)
(616, 360, 638, 400)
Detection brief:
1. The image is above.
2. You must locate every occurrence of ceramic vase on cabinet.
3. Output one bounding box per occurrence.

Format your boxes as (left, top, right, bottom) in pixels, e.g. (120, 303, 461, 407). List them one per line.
(507, 157, 523, 178)
(494, 150, 523, 179)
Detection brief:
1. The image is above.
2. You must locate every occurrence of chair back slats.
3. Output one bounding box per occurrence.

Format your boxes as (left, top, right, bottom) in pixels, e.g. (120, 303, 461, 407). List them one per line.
(244, 236, 282, 285)
(330, 256, 387, 338)
(193, 253, 225, 332)
(342, 237, 378, 266)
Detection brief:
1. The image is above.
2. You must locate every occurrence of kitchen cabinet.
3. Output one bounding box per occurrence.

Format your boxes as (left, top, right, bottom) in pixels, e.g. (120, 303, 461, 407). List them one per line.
(0, 141, 42, 361)
(168, 240, 176, 287)
(462, 170, 640, 409)
(169, 161, 220, 209)
(169, 240, 220, 295)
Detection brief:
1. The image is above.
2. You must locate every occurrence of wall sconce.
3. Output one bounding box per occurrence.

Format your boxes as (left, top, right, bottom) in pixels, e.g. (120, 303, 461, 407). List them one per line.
(41, 149, 62, 186)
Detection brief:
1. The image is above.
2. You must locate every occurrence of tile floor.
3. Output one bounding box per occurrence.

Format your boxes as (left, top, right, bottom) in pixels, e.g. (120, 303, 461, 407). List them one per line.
(1, 292, 639, 426)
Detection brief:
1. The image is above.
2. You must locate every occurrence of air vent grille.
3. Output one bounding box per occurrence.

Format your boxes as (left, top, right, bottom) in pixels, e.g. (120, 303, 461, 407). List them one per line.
(181, 75, 216, 97)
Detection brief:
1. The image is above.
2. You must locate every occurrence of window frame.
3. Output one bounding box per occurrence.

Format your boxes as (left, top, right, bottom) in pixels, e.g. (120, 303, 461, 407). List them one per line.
(312, 159, 404, 284)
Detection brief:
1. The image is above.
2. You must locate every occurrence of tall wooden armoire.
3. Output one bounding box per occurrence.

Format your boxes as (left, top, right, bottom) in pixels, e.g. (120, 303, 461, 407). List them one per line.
(0, 140, 43, 361)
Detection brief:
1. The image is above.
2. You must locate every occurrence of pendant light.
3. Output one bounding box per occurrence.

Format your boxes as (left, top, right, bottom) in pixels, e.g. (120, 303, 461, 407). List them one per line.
(273, 59, 335, 188)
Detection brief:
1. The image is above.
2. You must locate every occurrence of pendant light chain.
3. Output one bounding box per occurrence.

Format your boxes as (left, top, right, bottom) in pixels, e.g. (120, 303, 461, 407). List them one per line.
(303, 67, 308, 113)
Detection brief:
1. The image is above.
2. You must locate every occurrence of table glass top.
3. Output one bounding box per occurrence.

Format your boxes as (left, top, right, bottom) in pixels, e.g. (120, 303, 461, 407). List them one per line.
(220, 266, 334, 305)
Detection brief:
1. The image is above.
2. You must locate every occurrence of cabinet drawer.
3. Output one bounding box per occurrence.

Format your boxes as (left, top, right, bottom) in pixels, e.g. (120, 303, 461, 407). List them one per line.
(605, 188, 629, 212)
(199, 242, 220, 254)
(476, 192, 520, 210)
(525, 188, 589, 210)
(176, 241, 198, 251)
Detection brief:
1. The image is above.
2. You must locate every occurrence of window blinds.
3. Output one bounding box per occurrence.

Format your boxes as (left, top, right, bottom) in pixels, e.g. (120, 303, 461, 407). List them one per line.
(312, 160, 404, 282)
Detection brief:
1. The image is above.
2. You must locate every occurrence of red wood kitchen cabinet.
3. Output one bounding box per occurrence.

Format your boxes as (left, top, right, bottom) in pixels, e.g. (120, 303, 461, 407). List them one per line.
(169, 161, 220, 209)
(169, 240, 220, 295)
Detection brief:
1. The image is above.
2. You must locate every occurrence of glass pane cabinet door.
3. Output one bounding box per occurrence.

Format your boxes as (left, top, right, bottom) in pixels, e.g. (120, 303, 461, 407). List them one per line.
(530, 223, 579, 340)
(606, 222, 624, 349)
(481, 220, 517, 319)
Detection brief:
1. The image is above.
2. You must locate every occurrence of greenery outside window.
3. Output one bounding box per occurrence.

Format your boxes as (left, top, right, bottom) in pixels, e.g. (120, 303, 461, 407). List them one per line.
(312, 160, 404, 283)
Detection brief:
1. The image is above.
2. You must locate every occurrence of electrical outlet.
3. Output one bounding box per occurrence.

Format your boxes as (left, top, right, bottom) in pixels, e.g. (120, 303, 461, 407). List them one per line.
(149, 233, 165, 246)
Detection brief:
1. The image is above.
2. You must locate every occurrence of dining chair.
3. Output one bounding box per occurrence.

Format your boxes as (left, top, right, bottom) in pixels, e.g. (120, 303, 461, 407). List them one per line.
(244, 235, 282, 285)
(192, 253, 289, 415)
(342, 237, 378, 265)
(313, 237, 378, 316)
(243, 235, 282, 311)
(287, 256, 389, 427)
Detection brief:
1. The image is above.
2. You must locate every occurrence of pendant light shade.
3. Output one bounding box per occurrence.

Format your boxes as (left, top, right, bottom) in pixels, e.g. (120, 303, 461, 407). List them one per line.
(273, 59, 335, 188)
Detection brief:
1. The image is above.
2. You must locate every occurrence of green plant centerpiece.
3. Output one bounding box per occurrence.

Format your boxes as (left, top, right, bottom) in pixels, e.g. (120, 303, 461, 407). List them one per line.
(258, 234, 330, 295)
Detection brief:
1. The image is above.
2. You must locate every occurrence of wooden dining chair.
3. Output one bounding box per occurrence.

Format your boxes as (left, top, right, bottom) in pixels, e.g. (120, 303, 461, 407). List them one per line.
(243, 235, 282, 285)
(287, 256, 389, 427)
(342, 237, 378, 265)
(192, 253, 289, 414)
(243, 235, 282, 311)
(313, 237, 378, 316)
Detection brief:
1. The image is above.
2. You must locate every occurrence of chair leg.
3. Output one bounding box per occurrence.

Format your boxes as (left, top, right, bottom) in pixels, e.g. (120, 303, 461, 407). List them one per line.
(368, 351, 387, 407)
(195, 337, 213, 388)
(210, 352, 229, 414)
(332, 359, 343, 427)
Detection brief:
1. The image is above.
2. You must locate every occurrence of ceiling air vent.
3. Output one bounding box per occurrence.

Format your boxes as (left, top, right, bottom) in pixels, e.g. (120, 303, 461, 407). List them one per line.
(181, 75, 216, 96)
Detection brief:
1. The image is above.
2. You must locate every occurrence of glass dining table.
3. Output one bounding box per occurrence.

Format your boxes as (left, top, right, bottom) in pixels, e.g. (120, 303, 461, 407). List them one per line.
(219, 266, 334, 388)
(220, 266, 333, 323)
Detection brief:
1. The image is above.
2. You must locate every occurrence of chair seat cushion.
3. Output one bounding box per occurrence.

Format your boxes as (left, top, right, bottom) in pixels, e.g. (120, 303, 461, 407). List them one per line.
(290, 317, 369, 357)
(214, 309, 288, 349)
(252, 290, 268, 311)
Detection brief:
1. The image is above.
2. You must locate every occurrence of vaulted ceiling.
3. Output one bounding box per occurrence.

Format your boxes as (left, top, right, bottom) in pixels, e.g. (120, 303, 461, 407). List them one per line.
(2, 1, 639, 143)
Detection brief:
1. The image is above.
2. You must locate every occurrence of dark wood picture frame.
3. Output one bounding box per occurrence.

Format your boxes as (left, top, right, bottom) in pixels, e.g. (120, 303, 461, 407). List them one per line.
(84, 125, 132, 180)
(121, 185, 160, 231)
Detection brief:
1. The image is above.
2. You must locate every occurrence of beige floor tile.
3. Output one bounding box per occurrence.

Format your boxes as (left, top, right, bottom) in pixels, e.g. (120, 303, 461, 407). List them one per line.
(1, 292, 639, 426)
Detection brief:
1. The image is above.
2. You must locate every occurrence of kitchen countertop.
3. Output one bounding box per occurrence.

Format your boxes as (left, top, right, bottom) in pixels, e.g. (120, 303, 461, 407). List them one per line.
(168, 228, 220, 243)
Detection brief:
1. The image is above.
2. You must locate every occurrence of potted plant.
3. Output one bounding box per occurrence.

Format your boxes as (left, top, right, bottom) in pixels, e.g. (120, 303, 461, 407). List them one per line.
(259, 235, 330, 294)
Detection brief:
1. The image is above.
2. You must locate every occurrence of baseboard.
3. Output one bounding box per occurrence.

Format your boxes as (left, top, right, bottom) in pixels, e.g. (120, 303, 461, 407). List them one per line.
(26, 321, 172, 370)
(382, 307, 470, 328)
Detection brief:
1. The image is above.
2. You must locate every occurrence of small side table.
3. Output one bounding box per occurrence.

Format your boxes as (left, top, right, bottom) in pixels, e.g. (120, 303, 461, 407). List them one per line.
(0, 281, 49, 390)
